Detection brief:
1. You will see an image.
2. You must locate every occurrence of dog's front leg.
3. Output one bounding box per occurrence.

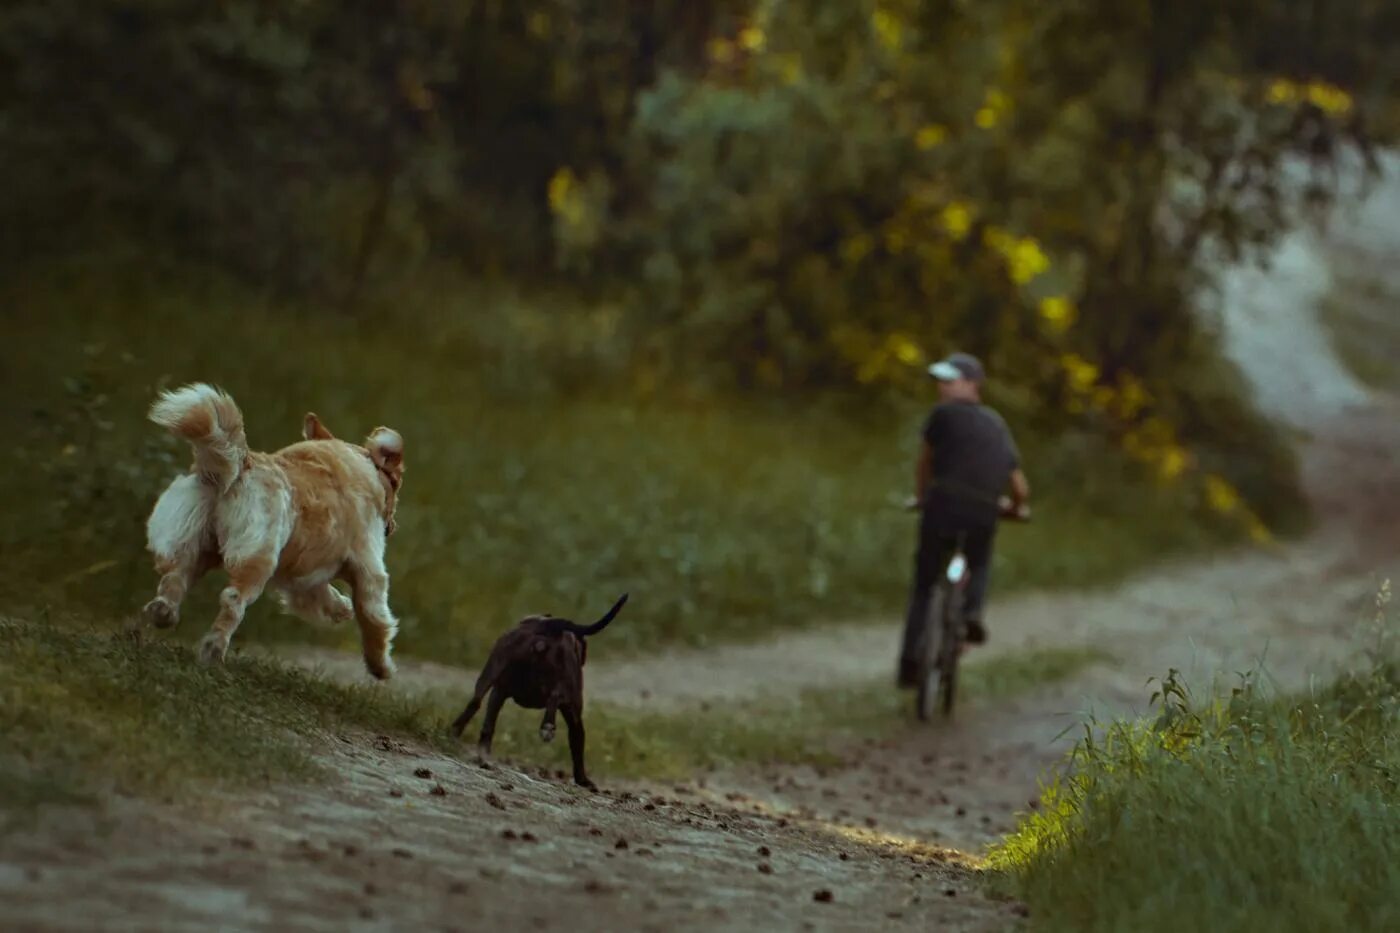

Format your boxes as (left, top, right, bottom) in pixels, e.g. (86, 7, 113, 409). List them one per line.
(477, 686, 507, 758)
(562, 706, 596, 790)
(348, 561, 398, 680)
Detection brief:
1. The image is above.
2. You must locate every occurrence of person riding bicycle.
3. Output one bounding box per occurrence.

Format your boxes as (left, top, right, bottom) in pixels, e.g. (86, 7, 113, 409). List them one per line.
(897, 351, 1030, 689)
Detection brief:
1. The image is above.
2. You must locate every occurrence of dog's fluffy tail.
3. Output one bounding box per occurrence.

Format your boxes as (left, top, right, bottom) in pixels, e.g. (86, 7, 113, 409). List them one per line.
(149, 383, 248, 493)
(564, 593, 628, 637)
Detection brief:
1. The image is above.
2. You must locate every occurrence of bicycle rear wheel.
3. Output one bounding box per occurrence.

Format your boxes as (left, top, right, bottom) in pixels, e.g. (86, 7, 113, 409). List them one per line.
(939, 577, 966, 716)
(915, 582, 951, 721)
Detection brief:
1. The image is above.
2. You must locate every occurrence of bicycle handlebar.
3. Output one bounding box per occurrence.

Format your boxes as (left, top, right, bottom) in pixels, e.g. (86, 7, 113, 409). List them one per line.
(897, 493, 1031, 522)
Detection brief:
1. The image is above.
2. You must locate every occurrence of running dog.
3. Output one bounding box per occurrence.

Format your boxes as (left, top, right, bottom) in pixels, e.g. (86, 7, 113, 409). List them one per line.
(139, 383, 404, 678)
(450, 594, 629, 789)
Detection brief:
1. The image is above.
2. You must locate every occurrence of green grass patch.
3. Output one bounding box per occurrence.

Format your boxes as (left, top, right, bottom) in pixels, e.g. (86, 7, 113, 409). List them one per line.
(0, 616, 454, 823)
(1319, 266, 1400, 393)
(3, 261, 1259, 664)
(1, 615, 1107, 816)
(989, 627, 1400, 932)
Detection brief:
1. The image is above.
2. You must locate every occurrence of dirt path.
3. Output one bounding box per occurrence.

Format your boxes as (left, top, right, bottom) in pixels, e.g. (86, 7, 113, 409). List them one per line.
(4, 160, 1398, 932)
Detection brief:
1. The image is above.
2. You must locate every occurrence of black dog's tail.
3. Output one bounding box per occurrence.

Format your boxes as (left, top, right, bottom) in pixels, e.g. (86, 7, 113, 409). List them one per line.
(561, 593, 628, 637)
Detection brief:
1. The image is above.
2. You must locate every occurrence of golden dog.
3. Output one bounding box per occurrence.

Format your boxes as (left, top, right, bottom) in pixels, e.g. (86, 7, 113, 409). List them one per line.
(139, 383, 404, 678)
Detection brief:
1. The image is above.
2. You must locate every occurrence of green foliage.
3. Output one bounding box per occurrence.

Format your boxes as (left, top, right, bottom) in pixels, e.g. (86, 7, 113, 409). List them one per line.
(0, 267, 1234, 663)
(1319, 265, 1400, 394)
(989, 589, 1400, 932)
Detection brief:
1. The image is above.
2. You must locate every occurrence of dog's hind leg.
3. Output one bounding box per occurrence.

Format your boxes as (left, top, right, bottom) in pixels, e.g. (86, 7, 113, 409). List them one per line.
(282, 583, 354, 627)
(451, 650, 511, 738)
(476, 686, 508, 758)
(143, 550, 217, 631)
(198, 553, 275, 665)
(347, 556, 399, 680)
(562, 705, 595, 790)
(143, 474, 217, 630)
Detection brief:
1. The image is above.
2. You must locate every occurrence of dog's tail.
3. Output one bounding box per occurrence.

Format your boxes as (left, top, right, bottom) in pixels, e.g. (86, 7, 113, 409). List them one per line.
(563, 593, 628, 638)
(149, 383, 248, 493)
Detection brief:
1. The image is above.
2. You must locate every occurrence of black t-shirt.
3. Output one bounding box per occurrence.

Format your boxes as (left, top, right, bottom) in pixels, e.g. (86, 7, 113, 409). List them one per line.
(921, 400, 1020, 525)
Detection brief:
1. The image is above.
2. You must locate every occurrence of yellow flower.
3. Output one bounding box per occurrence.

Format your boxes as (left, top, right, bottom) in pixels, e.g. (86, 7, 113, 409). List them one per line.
(1247, 516, 1274, 544)
(546, 167, 575, 210)
(1157, 446, 1188, 482)
(1038, 296, 1076, 331)
(1061, 353, 1099, 393)
(974, 87, 1011, 129)
(915, 124, 948, 150)
(738, 26, 766, 53)
(839, 234, 873, 265)
(1266, 78, 1299, 105)
(1014, 240, 1049, 283)
(1203, 474, 1241, 514)
(527, 11, 551, 38)
(547, 167, 585, 225)
(871, 9, 903, 50)
(941, 202, 973, 240)
(888, 334, 924, 366)
(1305, 81, 1352, 116)
(707, 38, 735, 64)
(1115, 375, 1149, 419)
(777, 53, 803, 84)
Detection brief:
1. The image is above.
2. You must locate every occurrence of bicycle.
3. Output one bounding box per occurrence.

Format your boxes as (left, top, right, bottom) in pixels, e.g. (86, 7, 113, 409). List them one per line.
(911, 495, 1030, 722)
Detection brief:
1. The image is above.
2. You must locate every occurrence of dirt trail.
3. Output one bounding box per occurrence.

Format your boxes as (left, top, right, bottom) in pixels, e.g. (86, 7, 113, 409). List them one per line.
(4, 160, 1399, 932)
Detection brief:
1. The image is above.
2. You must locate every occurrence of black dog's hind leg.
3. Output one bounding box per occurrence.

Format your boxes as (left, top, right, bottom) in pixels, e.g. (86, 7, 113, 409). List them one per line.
(562, 705, 595, 789)
(476, 686, 508, 757)
(450, 652, 510, 738)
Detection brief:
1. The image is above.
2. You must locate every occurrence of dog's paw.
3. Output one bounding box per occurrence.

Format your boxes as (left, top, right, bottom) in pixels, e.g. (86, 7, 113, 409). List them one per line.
(197, 633, 228, 666)
(327, 592, 355, 626)
(364, 653, 396, 681)
(574, 776, 598, 791)
(539, 722, 556, 743)
(142, 597, 178, 630)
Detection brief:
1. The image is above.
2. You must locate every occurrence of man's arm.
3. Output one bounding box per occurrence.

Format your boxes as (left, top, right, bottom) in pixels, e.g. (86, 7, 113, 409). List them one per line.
(913, 440, 933, 505)
(1009, 467, 1030, 506)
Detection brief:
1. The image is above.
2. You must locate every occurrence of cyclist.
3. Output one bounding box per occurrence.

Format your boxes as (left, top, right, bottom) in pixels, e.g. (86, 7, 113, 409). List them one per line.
(897, 351, 1029, 689)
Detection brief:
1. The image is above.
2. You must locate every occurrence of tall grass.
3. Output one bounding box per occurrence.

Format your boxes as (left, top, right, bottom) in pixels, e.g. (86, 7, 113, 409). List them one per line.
(989, 587, 1400, 932)
(3, 259, 1251, 663)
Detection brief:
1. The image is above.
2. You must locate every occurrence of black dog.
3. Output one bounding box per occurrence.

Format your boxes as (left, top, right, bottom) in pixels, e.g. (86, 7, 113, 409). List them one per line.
(450, 594, 628, 789)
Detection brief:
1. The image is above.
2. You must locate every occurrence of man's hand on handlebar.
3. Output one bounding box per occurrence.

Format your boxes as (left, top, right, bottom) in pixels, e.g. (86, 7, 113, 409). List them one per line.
(998, 496, 1031, 522)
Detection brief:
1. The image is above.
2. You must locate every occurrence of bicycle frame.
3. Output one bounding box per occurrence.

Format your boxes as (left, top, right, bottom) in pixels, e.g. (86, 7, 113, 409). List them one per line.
(906, 495, 1028, 722)
(916, 532, 970, 721)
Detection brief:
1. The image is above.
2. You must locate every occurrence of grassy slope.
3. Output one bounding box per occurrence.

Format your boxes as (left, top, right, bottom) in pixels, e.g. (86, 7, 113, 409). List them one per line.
(989, 615, 1400, 932)
(1, 263, 1242, 665)
(0, 615, 1108, 817)
(1318, 263, 1400, 393)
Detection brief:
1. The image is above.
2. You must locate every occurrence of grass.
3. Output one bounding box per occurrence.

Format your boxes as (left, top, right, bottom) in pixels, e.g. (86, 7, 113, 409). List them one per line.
(0, 613, 1108, 817)
(0, 259, 1257, 666)
(0, 615, 457, 822)
(1318, 266, 1400, 393)
(988, 593, 1400, 932)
